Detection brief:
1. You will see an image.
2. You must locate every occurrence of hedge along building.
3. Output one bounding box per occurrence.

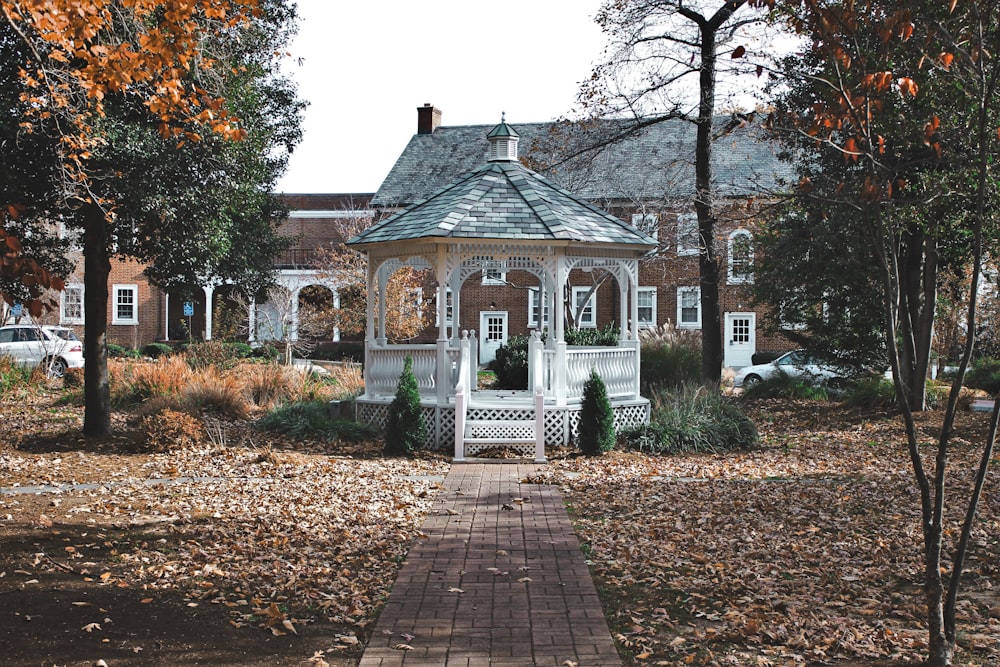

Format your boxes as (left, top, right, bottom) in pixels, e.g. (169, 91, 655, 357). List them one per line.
(348, 115, 657, 457)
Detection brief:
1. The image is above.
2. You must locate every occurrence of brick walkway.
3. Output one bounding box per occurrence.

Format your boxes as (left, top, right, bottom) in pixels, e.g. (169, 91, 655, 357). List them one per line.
(358, 462, 622, 667)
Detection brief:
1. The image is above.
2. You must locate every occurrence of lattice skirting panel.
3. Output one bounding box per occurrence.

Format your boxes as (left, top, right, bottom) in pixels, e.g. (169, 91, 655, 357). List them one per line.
(356, 397, 649, 452)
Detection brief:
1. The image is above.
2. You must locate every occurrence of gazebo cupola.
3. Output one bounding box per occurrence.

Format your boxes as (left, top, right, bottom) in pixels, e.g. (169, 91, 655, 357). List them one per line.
(486, 112, 519, 162)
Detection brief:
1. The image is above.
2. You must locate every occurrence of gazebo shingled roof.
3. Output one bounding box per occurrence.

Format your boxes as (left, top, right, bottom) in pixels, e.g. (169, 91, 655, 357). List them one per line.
(347, 159, 658, 248)
(348, 116, 657, 251)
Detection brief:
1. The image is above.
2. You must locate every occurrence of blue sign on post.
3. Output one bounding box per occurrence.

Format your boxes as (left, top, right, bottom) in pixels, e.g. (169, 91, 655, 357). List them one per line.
(10, 303, 23, 318)
(183, 302, 194, 317)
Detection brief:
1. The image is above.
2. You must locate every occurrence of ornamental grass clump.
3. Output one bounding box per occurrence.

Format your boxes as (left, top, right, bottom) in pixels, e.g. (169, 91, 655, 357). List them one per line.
(384, 356, 425, 455)
(579, 369, 616, 456)
(623, 384, 757, 454)
(638, 322, 701, 391)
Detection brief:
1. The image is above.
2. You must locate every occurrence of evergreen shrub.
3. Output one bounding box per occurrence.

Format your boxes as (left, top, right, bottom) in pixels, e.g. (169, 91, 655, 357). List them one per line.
(842, 377, 897, 409)
(384, 356, 425, 455)
(965, 357, 1000, 395)
(565, 323, 619, 346)
(741, 372, 829, 400)
(257, 400, 377, 442)
(141, 342, 174, 359)
(579, 369, 616, 455)
(107, 343, 140, 358)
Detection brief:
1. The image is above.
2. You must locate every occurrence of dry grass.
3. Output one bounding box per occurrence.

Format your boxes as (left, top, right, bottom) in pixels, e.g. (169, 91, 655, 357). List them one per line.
(107, 358, 349, 421)
(183, 371, 249, 419)
(240, 363, 303, 409)
(325, 361, 365, 399)
(111, 357, 192, 403)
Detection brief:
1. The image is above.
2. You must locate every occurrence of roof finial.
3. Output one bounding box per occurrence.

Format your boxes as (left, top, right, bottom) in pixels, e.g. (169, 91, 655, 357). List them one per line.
(501, 111, 506, 122)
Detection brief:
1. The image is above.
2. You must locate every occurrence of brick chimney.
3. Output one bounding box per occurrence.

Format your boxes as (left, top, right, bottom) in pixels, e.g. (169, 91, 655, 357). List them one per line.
(417, 103, 442, 134)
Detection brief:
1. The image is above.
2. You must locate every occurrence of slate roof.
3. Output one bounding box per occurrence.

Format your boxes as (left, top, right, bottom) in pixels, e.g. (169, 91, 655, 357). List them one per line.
(372, 118, 793, 208)
(348, 158, 658, 248)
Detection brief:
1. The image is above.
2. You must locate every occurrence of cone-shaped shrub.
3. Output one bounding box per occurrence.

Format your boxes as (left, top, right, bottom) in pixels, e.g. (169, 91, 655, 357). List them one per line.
(579, 369, 615, 455)
(384, 356, 425, 455)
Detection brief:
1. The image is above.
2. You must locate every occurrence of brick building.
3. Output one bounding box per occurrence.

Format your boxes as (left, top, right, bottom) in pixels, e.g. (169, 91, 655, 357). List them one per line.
(48, 193, 373, 349)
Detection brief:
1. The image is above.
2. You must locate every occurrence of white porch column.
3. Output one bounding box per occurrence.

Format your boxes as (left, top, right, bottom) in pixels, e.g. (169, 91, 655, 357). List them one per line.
(332, 289, 341, 342)
(545, 274, 557, 351)
(290, 287, 301, 341)
(528, 330, 542, 392)
(202, 285, 215, 340)
(248, 298, 257, 343)
(163, 293, 170, 340)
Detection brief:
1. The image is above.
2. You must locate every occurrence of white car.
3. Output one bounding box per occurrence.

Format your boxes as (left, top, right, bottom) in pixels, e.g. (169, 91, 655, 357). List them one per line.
(733, 349, 853, 389)
(0, 325, 85, 378)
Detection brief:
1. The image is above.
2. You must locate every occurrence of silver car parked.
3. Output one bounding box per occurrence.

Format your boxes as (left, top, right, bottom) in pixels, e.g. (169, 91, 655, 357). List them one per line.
(733, 349, 853, 389)
(0, 324, 85, 378)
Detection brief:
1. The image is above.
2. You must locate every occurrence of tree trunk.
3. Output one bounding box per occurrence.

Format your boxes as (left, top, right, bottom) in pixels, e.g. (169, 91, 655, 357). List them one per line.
(898, 224, 936, 411)
(82, 202, 112, 437)
(696, 22, 723, 386)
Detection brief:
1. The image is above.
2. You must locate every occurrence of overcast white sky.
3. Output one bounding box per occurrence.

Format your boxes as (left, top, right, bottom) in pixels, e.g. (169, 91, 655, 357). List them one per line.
(274, 0, 608, 194)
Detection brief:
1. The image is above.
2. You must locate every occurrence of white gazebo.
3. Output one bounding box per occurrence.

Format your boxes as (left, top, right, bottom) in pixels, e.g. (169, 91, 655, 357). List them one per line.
(348, 116, 657, 461)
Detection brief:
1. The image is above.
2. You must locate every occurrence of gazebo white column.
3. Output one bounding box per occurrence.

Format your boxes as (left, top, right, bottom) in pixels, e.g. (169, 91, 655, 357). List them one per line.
(435, 248, 450, 402)
(626, 261, 642, 397)
(377, 261, 388, 345)
(553, 255, 569, 406)
(619, 270, 630, 342)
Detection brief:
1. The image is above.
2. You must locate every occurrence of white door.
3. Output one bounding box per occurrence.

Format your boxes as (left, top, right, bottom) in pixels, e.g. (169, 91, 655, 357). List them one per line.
(725, 312, 756, 369)
(479, 311, 508, 365)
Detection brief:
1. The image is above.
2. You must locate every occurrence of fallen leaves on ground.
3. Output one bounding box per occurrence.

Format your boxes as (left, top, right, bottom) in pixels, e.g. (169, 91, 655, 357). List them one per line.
(554, 400, 1000, 666)
(0, 392, 449, 649)
(2, 393, 998, 666)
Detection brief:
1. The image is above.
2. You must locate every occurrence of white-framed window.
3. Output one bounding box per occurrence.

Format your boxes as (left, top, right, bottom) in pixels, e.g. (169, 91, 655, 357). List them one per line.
(112, 284, 138, 325)
(677, 286, 701, 329)
(637, 287, 657, 328)
(727, 229, 754, 284)
(571, 286, 597, 329)
(527, 287, 551, 329)
(481, 261, 507, 285)
(434, 287, 453, 327)
(60, 284, 84, 325)
(676, 213, 699, 256)
(631, 213, 659, 240)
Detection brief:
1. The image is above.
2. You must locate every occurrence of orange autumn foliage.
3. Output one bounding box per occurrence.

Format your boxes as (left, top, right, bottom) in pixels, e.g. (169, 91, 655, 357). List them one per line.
(2, 0, 258, 176)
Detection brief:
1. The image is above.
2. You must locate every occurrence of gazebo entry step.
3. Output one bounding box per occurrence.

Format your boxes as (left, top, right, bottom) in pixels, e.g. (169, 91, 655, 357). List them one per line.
(463, 418, 537, 450)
